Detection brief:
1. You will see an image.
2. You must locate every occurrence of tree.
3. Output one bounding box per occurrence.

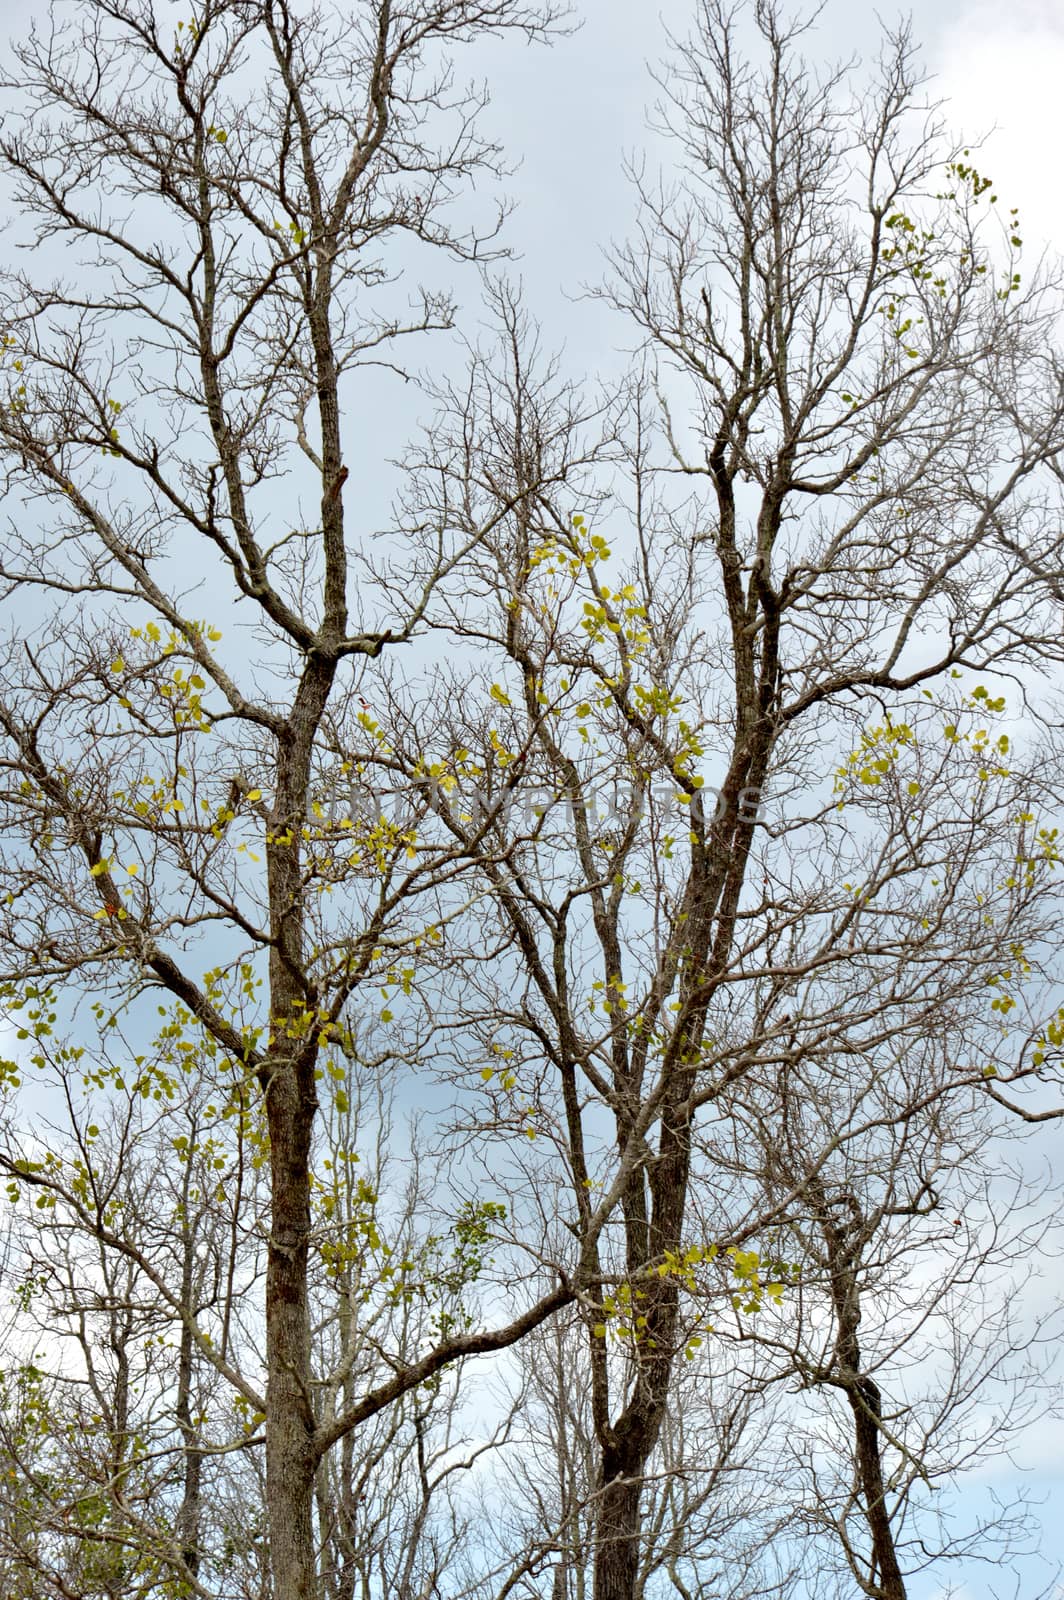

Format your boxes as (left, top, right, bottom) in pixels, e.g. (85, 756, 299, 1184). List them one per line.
(0, 1065, 527, 1599)
(1, 3, 1063, 1600)
(483, 1309, 798, 1600)
(374, 5, 1064, 1596)
(0, 2, 572, 1597)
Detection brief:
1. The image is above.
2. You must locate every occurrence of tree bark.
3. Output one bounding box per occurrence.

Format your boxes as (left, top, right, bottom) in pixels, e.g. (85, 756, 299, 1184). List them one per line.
(819, 1191, 907, 1600)
(265, 1087, 319, 1600)
(592, 1467, 643, 1600)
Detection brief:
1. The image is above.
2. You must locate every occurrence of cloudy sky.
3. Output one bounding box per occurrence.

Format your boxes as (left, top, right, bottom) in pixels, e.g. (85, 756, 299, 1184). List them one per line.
(474, 0, 1064, 349)
(0, 0, 1061, 1594)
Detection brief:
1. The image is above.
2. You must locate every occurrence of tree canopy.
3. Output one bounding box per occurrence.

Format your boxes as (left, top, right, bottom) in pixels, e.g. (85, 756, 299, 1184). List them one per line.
(0, 3, 1061, 1599)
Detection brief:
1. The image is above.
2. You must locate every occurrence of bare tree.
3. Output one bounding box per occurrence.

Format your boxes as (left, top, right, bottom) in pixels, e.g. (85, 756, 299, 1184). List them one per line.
(694, 1007, 1063, 1599)
(2, 4, 1064, 1600)
(484, 1310, 798, 1600)
(0, 1078, 260, 1598)
(368, 6, 1064, 1597)
(0, 2, 574, 1596)
(0, 1035, 525, 1599)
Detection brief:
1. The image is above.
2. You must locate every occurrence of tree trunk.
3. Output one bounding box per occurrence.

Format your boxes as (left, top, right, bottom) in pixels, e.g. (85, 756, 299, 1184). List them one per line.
(265, 1074, 319, 1600)
(819, 1191, 907, 1600)
(592, 1467, 643, 1600)
(849, 1375, 907, 1600)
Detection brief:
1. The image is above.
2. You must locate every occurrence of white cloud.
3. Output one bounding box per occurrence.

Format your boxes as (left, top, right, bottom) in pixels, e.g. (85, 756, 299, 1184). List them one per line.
(932, 2, 1064, 254)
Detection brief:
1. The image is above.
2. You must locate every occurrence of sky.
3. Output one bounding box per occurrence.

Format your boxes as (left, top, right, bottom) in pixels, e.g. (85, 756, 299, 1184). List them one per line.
(0, 0, 1061, 1594)
(468, 0, 1064, 354)
(315, 0, 1064, 562)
